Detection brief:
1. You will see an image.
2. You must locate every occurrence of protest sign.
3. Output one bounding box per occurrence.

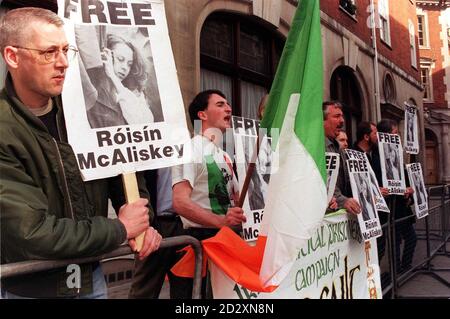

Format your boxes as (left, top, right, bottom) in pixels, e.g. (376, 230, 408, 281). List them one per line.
(404, 103, 419, 154)
(232, 116, 274, 242)
(406, 163, 429, 219)
(345, 149, 382, 241)
(58, 0, 190, 181)
(326, 152, 340, 203)
(377, 132, 406, 195)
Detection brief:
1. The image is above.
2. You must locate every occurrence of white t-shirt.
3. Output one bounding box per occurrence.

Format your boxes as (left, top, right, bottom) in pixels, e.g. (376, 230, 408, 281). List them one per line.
(172, 135, 238, 229)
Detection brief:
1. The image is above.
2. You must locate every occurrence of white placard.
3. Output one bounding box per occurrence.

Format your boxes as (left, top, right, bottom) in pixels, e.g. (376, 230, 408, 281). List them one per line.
(377, 132, 406, 195)
(58, 0, 190, 180)
(406, 163, 429, 219)
(404, 103, 419, 154)
(345, 149, 382, 241)
(232, 116, 274, 242)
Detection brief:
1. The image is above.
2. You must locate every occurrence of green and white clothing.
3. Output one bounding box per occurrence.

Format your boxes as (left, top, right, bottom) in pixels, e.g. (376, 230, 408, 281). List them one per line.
(172, 135, 238, 229)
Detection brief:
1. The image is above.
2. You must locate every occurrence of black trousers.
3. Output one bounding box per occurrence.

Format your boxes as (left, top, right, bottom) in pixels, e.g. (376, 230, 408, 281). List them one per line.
(128, 216, 193, 299)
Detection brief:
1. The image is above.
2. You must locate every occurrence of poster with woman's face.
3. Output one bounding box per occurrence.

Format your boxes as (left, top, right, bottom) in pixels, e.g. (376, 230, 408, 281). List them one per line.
(406, 163, 429, 219)
(58, 0, 190, 181)
(377, 132, 406, 195)
(345, 149, 382, 241)
(232, 116, 275, 242)
(404, 103, 419, 154)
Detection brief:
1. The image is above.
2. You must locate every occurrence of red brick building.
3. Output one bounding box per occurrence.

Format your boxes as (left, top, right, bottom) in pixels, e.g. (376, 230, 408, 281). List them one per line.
(417, 0, 450, 184)
(320, 0, 423, 144)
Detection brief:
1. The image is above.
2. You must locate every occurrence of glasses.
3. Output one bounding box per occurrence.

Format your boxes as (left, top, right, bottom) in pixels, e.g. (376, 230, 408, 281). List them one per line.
(13, 45, 78, 63)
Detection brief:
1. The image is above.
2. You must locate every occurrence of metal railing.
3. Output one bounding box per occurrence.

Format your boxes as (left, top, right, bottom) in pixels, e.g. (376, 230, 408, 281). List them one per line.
(0, 235, 203, 299)
(383, 184, 450, 298)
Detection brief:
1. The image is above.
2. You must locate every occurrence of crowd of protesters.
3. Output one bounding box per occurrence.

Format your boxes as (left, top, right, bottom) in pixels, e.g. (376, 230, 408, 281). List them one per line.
(0, 7, 419, 299)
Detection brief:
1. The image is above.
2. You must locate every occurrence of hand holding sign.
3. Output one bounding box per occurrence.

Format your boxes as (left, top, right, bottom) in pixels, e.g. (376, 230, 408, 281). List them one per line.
(121, 172, 149, 251)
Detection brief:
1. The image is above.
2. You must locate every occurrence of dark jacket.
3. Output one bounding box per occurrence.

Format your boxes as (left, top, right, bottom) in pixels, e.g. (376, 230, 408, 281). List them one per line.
(0, 76, 151, 297)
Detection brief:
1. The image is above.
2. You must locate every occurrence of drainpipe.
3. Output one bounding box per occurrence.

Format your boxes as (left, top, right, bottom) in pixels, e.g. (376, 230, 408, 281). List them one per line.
(370, 0, 382, 122)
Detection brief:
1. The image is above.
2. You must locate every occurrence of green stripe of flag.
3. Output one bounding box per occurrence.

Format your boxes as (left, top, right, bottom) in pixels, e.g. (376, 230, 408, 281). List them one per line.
(260, 0, 326, 182)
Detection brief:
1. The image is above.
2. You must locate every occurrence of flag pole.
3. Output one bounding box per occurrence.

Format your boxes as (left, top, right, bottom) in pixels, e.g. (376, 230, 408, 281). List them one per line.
(237, 133, 261, 208)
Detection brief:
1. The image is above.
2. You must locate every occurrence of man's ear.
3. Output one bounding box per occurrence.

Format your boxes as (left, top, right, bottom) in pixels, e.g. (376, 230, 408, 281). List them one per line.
(3, 46, 20, 69)
(197, 110, 207, 121)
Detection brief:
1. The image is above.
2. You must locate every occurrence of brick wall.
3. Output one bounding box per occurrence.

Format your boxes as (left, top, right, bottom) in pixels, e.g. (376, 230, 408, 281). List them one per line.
(419, 7, 448, 109)
(320, 0, 420, 82)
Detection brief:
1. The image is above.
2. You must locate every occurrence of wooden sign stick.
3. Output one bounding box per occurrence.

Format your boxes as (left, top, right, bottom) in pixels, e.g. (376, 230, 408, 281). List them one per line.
(122, 172, 145, 252)
(237, 132, 261, 208)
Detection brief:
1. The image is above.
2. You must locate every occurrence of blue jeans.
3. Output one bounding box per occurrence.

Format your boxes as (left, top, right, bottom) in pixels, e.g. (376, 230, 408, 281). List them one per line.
(1, 265, 107, 299)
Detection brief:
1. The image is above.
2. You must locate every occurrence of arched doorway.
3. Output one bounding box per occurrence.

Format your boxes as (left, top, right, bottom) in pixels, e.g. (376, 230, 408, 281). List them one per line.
(425, 128, 439, 184)
(330, 66, 363, 146)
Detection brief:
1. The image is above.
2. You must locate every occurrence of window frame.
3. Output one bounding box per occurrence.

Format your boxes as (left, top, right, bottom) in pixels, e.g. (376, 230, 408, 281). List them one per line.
(409, 19, 418, 69)
(417, 14, 430, 49)
(200, 13, 284, 117)
(339, 0, 358, 20)
(378, 0, 391, 46)
(420, 61, 434, 102)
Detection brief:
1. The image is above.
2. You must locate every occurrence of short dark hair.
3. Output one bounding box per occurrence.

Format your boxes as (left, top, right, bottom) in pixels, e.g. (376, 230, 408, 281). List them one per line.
(188, 89, 226, 126)
(356, 121, 375, 142)
(377, 119, 397, 134)
(322, 101, 343, 120)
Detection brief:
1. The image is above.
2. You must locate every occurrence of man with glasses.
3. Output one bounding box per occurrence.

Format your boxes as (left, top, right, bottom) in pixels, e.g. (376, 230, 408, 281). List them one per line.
(0, 7, 161, 299)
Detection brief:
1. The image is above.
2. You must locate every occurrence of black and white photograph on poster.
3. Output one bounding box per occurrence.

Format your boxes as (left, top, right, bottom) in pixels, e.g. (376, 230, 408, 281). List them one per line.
(377, 132, 406, 195)
(232, 116, 274, 242)
(404, 103, 419, 154)
(75, 24, 163, 128)
(345, 149, 382, 241)
(57, 0, 191, 181)
(325, 152, 340, 203)
(406, 163, 429, 219)
(368, 163, 390, 213)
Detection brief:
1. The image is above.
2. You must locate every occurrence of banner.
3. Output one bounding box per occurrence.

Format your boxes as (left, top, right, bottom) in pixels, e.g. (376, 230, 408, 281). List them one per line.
(404, 103, 419, 154)
(58, 0, 190, 180)
(406, 163, 429, 219)
(377, 132, 406, 195)
(210, 212, 382, 299)
(232, 116, 274, 242)
(326, 152, 340, 203)
(344, 150, 382, 241)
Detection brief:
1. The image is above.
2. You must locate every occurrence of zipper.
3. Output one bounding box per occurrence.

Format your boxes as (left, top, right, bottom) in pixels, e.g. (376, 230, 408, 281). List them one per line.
(52, 138, 75, 220)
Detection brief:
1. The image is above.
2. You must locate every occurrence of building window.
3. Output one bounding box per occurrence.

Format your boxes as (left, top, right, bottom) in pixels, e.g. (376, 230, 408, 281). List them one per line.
(378, 0, 391, 46)
(417, 15, 429, 47)
(339, 0, 357, 17)
(200, 13, 284, 119)
(409, 20, 417, 68)
(420, 66, 433, 101)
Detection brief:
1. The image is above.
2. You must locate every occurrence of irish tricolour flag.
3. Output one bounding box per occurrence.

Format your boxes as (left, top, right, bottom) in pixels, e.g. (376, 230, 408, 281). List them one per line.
(171, 0, 327, 292)
(257, 0, 327, 287)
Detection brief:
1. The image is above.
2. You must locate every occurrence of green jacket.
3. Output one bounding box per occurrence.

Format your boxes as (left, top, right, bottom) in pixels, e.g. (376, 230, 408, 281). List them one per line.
(0, 76, 152, 297)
